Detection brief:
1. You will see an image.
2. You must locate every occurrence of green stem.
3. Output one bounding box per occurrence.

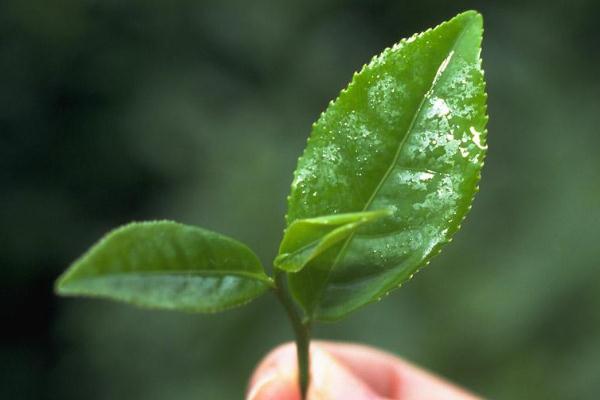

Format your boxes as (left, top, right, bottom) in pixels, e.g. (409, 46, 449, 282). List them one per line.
(273, 270, 311, 399)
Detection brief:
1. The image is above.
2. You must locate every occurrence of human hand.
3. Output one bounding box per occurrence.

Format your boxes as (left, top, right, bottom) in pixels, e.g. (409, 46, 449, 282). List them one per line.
(247, 342, 481, 400)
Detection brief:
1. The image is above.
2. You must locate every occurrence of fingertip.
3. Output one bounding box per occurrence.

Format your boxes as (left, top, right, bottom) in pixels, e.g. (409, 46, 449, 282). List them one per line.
(318, 342, 480, 399)
(248, 343, 296, 390)
(246, 373, 300, 400)
(249, 342, 384, 400)
(248, 343, 299, 400)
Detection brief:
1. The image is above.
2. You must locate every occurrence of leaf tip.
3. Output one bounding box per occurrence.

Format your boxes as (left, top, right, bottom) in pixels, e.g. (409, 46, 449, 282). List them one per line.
(53, 279, 82, 300)
(53, 277, 66, 296)
(457, 9, 483, 24)
(449, 10, 484, 39)
(53, 262, 83, 298)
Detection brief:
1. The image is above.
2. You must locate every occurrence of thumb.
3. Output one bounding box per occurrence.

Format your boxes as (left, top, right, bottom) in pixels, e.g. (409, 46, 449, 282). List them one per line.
(247, 343, 383, 400)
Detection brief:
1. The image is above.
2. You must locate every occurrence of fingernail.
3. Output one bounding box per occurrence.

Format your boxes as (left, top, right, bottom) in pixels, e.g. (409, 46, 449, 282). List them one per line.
(247, 369, 277, 400)
(247, 369, 297, 400)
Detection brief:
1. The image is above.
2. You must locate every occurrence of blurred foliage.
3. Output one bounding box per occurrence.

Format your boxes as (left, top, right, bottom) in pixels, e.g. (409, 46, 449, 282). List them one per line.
(1, 0, 599, 399)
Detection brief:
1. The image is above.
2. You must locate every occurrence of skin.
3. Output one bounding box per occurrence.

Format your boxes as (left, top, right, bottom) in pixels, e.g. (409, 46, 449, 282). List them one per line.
(247, 342, 481, 400)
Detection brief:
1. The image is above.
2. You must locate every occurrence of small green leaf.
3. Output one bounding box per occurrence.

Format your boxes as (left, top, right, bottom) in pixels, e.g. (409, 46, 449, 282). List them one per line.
(284, 11, 488, 321)
(275, 209, 391, 272)
(56, 221, 273, 313)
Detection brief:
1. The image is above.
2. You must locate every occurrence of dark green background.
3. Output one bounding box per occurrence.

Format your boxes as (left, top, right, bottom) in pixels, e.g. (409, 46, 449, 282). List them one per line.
(2, 1, 599, 399)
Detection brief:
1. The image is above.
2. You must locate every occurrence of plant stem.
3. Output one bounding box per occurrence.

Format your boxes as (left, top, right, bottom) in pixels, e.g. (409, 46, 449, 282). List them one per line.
(273, 270, 311, 399)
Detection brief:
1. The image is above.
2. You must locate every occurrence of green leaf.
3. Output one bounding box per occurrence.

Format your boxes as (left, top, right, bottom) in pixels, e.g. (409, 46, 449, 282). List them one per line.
(275, 209, 391, 273)
(56, 221, 273, 313)
(284, 11, 488, 321)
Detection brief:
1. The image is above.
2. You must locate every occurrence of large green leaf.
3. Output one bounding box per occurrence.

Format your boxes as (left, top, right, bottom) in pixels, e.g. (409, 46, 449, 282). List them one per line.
(56, 221, 273, 313)
(284, 11, 488, 321)
(275, 210, 391, 273)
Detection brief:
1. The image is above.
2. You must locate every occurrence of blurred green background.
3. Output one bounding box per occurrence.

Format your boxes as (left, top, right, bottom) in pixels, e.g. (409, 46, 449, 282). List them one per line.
(2, 0, 599, 399)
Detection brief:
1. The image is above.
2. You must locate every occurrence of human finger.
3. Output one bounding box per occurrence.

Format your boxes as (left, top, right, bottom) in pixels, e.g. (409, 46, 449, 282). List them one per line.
(319, 341, 481, 400)
(247, 342, 383, 400)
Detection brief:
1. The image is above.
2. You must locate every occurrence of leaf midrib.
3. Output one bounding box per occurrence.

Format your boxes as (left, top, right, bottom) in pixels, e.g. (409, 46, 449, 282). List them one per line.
(62, 269, 273, 286)
(311, 19, 474, 318)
